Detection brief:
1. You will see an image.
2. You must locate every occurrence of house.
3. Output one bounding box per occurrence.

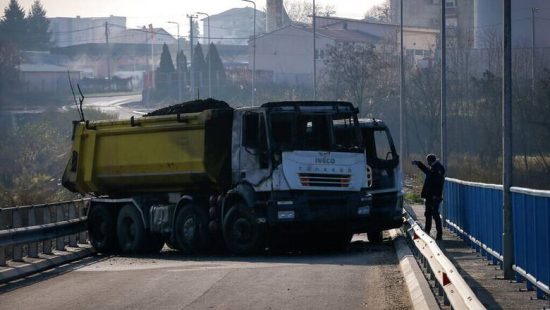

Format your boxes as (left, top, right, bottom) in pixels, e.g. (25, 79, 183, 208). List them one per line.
(19, 64, 80, 93)
(202, 7, 266, 46)
(49, 15, 127, 48)
(252, 16, 440, 84)
(253, 25, 382, 85)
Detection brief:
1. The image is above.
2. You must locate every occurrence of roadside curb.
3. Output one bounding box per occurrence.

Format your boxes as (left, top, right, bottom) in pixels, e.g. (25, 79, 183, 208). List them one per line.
(0, 246, 96, 283)
(390, 229, 440, 310)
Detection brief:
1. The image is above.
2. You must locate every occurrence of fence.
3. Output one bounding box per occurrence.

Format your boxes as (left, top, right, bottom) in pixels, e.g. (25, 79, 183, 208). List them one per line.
(0, 199, 91, 278)
(443, 178, 549, 298)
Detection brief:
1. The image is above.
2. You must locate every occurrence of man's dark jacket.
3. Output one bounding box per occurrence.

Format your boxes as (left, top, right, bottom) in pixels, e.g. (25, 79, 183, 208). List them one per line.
(417, 161, 446, 199)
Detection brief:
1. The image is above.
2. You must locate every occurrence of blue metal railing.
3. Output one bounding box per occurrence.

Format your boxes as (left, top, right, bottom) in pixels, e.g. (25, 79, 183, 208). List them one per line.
(443, 178, 549, 299)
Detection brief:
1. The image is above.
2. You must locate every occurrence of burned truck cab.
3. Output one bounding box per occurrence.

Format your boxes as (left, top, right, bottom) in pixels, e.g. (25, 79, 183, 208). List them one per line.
(230, 102, 371, 241)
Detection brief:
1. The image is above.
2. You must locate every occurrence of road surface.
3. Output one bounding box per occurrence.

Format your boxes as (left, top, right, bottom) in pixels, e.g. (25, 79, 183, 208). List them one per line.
(0, 234, 412, 310)
(82, 94, 146, 119)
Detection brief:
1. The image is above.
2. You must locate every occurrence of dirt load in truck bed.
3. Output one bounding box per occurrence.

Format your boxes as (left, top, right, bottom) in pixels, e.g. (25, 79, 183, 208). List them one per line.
(146, 99, 232, 116)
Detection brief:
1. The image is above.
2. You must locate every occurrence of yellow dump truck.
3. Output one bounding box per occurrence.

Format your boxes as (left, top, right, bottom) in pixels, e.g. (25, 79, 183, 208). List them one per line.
(63, 100, 374, 254)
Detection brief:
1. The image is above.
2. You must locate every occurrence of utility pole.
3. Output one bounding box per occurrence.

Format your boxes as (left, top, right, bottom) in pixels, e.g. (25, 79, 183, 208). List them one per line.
(531, 8, 538, 105)
(168, 21, 182, 102)
(399, 0, 405, 173)
(104, 22, 111, 80)
(243, 0, 256, 106)
(197, 12, 211, 98)
(313, 0, 317, 100)
(149, 24, 155, 90)
(441, 1, 447, 167)
(187, 14, 197, 96)
(502, 0, 514, 280)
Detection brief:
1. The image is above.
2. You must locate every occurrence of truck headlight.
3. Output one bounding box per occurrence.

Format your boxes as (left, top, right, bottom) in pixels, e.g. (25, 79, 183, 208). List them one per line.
(357, 206, 370, 215)
(278, 210, 295, 220)
(277, 200, 294, 206)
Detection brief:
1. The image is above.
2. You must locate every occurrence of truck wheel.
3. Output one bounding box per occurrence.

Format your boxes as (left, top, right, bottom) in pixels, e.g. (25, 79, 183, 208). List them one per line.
(88, 205, 117, 253)
(117, 205, 147, 253)
(223, 204, 263, 255)
(368, 230, 384, 244)
(174, 204, 210, 253)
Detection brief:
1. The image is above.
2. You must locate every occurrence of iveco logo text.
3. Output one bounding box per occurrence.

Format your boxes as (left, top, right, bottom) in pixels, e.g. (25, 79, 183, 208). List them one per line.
(315, 157, 335, 164)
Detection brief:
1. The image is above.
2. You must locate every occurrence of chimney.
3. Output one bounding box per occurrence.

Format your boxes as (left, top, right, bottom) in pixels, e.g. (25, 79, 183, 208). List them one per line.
(266, 0, 284, 32)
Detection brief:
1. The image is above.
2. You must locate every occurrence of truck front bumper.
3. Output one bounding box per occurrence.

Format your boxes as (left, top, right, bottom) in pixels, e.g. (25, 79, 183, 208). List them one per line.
(265, 191, 373, 233)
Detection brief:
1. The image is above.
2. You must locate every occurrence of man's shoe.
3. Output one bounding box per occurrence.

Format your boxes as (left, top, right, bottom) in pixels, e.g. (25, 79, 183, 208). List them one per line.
(436, 235, 443, 241)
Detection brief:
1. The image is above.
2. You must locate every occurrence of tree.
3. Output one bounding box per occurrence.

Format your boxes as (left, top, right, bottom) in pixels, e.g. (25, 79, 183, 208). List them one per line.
(0, 0, 26, 47)
(158, 43, 175, 73)
(322, 43, 379, 114)
(26, 0, 50, 50)
(0, 38, 20, 95)
(364, 1, 391, 23)
(192, 43, 207, 91)
(206, 43, 226, 94)
(190, 19, 200, 40)
(285, 0, 336, 24)
(176, 50, 187, 72)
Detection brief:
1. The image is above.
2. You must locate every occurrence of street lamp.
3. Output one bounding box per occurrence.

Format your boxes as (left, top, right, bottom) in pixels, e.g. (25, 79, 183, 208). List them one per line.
(168, 21, 182, 102)
(196, 12, 212, 98)
(242, 0, 256, 106)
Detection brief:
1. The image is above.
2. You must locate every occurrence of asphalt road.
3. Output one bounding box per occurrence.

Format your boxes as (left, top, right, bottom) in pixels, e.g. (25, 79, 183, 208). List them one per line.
(83, 94, 145, 119)
(0, 234, 412, 310)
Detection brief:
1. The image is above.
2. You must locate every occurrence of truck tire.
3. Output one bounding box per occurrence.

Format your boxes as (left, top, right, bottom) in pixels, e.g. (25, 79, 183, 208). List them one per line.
(117, 205, 147, 253)
(174, 204, 210, 253)
(88, 205, 117, 253)
(368, 230, 384, 244)
(223, 204, 263, 255)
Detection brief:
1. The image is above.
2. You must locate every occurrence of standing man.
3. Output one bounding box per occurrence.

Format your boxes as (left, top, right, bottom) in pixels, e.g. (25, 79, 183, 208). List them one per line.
(412, 154, 445, 240)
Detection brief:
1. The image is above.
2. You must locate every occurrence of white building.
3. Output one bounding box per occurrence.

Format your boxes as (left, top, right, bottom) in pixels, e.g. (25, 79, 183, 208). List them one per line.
(202, 7, 266, 46)
(49, 15, 126, 48)
(253, 17, 439, 84)
(253, 25, 382, 84)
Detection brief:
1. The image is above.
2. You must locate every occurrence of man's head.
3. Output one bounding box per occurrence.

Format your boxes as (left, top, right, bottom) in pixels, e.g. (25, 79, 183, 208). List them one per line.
(426, 154, 437, 166)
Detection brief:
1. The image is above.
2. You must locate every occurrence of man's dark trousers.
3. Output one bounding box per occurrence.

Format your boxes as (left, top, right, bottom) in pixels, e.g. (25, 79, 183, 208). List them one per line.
(424, 198, 442, 238)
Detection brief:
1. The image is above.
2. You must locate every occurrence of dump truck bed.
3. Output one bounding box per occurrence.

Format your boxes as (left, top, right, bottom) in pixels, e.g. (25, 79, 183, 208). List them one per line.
(62, 109, 233, 195)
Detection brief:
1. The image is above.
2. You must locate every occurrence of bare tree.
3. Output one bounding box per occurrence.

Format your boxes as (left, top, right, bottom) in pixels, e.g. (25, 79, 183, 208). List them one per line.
(322, 43, 381, 114)
(285, 0, 336, 24)
(364, 1, 391, 23)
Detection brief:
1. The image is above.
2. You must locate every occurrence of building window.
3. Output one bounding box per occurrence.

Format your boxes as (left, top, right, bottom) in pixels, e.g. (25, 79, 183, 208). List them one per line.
(446, 0, 456, 8)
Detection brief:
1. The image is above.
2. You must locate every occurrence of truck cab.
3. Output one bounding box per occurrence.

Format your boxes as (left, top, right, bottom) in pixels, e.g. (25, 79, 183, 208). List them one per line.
(335, 118, 404, 242)
(227, 102, 370, 250)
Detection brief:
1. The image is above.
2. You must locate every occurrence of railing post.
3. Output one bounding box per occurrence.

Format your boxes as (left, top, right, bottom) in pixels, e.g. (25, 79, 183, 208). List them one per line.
(55, 204, 66, 251)
(42, 205, 52, 254)
(0, 247, 5, 266)
(68, 203, 78, 247)
(12, 209, 23, 262)
(77, 200, 88, 244)
(28, 206, 39, 258)
(0, 209, 5, 266)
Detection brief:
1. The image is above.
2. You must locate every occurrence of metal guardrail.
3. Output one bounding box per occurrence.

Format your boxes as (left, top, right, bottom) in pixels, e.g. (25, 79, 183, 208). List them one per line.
(0, 199, 89, 266)
(403, 209, 486, 310)
(510, 187, 550, 297)
(443, 178, 550, 299)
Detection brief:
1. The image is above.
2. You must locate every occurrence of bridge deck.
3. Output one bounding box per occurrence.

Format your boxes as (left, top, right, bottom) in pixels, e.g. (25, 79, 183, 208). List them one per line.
(0, 234, 412, 310)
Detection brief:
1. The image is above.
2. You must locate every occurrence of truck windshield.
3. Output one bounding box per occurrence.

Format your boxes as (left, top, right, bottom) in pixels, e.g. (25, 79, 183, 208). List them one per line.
(269, 112, 361, 152)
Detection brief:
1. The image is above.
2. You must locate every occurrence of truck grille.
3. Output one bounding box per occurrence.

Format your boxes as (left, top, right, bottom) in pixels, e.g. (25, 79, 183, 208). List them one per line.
(298, 173, 351, 187)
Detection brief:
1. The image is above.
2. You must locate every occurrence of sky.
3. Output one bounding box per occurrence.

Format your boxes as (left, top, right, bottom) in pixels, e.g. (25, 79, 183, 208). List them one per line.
(1, 0, 386, 35)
